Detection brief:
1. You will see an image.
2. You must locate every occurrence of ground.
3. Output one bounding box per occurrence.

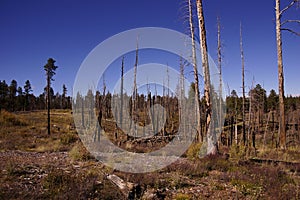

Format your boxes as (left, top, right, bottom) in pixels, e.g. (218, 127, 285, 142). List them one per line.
(0, 110, 300, 199)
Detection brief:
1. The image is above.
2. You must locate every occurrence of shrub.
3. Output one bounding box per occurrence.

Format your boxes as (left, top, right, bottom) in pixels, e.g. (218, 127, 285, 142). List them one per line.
(175, 193, 191, 200)
(186, 142, 202, 160)
(69, 142, 92, 161)
(60, 133, 78, 145)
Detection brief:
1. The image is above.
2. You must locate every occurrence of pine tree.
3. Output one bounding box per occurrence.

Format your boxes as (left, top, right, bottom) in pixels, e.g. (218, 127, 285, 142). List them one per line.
(44, 58, 58, 135)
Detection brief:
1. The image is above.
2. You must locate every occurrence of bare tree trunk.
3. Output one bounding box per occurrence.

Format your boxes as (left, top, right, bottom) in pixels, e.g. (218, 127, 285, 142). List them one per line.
(179, 56, 187, 140)
(275, 0, 286, 149)
(120, 57, 124, 129)
(240, 23, 246, 146)
(131, 42, 139, 137)
(188, 0, 202, 142)
(196, 0, 217, 155)
(217, 16, 223, 143)
(264, 111, 271, 149)
(47, 76, 51, 135)
(81, 96, 85, 128)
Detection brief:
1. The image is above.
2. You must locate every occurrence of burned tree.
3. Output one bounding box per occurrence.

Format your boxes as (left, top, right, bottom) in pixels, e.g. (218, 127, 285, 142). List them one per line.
(196, 0, 217, 155)
(275, 0, 300, 149)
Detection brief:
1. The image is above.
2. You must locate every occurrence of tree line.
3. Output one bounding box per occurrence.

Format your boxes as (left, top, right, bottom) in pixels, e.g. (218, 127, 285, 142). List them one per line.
(0, 79, 71, 112)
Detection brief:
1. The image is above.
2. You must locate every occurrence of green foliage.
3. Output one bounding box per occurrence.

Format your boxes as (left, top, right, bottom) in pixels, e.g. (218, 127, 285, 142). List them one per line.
(231, 179, 263, 197)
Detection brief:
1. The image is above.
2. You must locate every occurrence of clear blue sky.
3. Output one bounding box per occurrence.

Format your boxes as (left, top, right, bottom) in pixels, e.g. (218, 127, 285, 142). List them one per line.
(0, 0, 299, 97)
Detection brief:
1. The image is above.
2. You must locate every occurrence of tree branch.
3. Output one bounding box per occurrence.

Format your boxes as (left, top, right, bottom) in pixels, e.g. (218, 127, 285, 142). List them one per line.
(281, 19, 300, 26)
(280, 0, 299, 15)
(281, 28, 300, 36)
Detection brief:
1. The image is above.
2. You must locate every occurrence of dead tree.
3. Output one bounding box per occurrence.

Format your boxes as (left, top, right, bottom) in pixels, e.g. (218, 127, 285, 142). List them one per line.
(188, 0, 202, 142)
(131, 41, 139, 136)
(275, 0, 300, 149)
(120, 57, 124, 129)
(196, 0, 217, 155)
(217, 16, 223, 144)
(240, 23, 247, 146)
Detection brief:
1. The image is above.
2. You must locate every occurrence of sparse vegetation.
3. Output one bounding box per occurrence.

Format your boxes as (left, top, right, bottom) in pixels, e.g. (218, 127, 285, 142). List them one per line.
(0, 110, 300, 199)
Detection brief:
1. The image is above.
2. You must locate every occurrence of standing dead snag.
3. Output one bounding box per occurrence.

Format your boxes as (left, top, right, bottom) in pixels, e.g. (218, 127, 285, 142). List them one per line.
(240, 23, 247, 146)
(188, 0, 202, 142)
(131, 40, 139, 136)
(217, 16, 224, 146)
(196, 0, 217, 155)
(120, 56, 124, 129)
(275, 0, 299, 149)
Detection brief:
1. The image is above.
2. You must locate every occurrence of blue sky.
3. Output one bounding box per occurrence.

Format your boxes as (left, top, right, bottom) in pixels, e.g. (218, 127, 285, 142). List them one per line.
(0, 0, 299, 97)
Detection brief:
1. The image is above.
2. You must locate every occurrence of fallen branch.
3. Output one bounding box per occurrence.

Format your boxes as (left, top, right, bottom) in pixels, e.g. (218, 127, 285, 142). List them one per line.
(107, 174, 142, 199)
(249, 157, 300, 166)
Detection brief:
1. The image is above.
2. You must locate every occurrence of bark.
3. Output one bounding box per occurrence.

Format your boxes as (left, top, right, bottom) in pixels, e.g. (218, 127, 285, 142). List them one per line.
(120, 57, 124, 129)
(131, 42, 139, 136)
(188, 0, 202, 142)
(217, 16, 223, 142)
(240, 23, 246, 146)
(275, 0, 286, 149)
(47, 75, 51, 135)
(196, 0, 217, 155)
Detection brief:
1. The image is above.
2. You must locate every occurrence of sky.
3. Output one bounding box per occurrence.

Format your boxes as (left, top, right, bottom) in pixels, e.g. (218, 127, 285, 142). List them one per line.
(0, 0, 299, 97)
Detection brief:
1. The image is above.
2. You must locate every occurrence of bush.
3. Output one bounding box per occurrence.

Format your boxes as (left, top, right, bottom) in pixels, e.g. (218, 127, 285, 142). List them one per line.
(60, 133, 78, 145)
(69, 142, 92, 161)
(175, 193, 191, 200)
(186, 142, 202, 160)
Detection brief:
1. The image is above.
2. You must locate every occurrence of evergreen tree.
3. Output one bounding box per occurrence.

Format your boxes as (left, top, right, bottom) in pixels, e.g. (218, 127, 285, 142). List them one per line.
(9, 80, 18, 111)
(44, 58, 58, 135)
(24, 80, 33, 111)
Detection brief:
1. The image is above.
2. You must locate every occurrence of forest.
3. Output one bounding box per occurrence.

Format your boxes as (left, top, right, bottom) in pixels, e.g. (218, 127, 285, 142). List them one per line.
(1, 0, 300, 199)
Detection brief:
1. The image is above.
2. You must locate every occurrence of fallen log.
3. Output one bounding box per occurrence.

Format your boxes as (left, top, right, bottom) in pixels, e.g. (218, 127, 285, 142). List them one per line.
(107, 174, 142, 199)
(249, 157, 300, 166)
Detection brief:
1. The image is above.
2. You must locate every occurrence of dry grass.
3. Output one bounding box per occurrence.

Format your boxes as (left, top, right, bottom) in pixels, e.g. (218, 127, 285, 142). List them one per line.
(1, 110, 300, 199)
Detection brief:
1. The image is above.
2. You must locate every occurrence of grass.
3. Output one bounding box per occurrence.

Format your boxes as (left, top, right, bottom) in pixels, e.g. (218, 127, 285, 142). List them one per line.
(69, 142, 93, 161)
(1, 109, 300, 199)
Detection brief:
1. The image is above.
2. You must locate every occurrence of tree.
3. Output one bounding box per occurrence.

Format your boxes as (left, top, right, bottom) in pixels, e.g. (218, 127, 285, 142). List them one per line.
(275, 0, 299, 149)
(62, 84, 67, 109)
(196, 0, 217, 155)
(44, 58, 58, 135)
(240, 23, 246, 146)
(24, 80, 32, 111)
(120, 57, 124, 129)
(217, 16, 224, 145)
(267, 89, 279, 111)
(0, 80, 9, 111)
(16, 86, 24, 111)
(188, 0, 202, 142)
(9, 80, 18, 111)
